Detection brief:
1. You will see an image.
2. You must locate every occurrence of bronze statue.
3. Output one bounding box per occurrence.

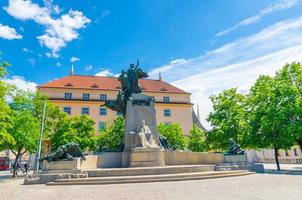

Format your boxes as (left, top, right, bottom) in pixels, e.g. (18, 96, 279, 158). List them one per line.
(104, 60, 148, 116)
(225, 138, 244, 155)
(39, 142, 86, 162)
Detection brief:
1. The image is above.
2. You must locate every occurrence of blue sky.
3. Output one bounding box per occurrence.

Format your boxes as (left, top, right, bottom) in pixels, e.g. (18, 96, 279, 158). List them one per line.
(1, 0, 302, 127)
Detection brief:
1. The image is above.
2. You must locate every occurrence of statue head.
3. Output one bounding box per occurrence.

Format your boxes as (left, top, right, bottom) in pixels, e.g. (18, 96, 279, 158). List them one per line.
(130, 64, 135, 69)
(141, 120, 146, 126)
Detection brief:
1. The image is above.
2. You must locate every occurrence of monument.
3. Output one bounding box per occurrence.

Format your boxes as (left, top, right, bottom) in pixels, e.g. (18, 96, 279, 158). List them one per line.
(104, 60, 165, 167)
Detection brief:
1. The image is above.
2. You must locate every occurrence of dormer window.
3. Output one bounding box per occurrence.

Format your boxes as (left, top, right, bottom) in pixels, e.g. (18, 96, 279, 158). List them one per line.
(160, 88, 168, 91)
(64, 83, 73, 87)
(91, 84, 99, 88)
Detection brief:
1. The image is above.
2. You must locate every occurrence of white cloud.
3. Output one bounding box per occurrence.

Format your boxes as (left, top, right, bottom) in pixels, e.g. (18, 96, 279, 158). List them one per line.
(101, 10, 111, 18)
(216, 0, 299, 37)
(149, 16, 302, 129)
(56, 62, 61, 67)
(4, 76, 37, 92)
(0, 23, 22, 40)
(95, 69, 113, 77)
(4, 0, 91, 57)
(85, 65, 93, 71)
(22, 47, 30, 52)
(70, 56, 80, 62)
(26, 58, 36, 66)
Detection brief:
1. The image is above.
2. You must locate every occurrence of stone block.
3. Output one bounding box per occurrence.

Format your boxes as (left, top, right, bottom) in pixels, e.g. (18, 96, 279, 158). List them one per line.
(164, 151, 224, 165)
(41, 158, 81, 171)
(97, 152, 122, 168)
(224, 154, 247, 163)
(130, 150, 165, 167)
(81, 155, 98, 169)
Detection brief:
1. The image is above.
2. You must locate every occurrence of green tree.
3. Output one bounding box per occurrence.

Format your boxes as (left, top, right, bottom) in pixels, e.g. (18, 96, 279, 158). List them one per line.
(206, 88, 247, 150)
(0, 53, 14, 149)
(98, 116, 124, 152)
(157, 123, 186, 150)
(188, 125, 207, 152)
(246, 75, 296, 170)
(50, 114, 97, 152)
(71, 115, 97, 151)
(6, 92, 40, 177)
(49, 116, 74, 152)
(274, 62, 302, 150)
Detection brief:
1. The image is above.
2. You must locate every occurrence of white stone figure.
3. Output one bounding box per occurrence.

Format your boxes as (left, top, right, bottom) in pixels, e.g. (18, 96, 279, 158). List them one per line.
(133, 120, 160, 150)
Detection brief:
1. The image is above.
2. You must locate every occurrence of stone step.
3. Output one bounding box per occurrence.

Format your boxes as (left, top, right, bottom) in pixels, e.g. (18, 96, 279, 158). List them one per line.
(47, 170, 254, 185)
(83, 164, 216, 177)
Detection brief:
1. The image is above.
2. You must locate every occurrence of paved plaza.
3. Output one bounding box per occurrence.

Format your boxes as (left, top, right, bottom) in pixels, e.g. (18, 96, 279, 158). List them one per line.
(0, 172, 301, 200)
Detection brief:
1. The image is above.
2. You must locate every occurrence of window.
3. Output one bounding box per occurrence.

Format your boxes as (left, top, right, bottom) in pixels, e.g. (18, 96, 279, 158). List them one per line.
(63, 107, 71, 115)
(116, 111, 123, 116)
(100, 94, 107, 101)
(100, 108, 107, 116)
(294, 148, 298, 156)
(285, 150, 289, 157)
(64, 93, 72, 99)
(82, 107, 89, 115)
(99, 122, 106, 131)
(163, 96, 170, 102)
(164, 109, 171, 117)
(83, 93, 90, 100)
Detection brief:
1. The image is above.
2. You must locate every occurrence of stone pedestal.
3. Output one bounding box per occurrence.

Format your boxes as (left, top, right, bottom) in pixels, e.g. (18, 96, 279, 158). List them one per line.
(122, 93, 164, 167)
(41, 158, 81, 171)
(224, 154, 247, 163)
(130, 149, 165, 167)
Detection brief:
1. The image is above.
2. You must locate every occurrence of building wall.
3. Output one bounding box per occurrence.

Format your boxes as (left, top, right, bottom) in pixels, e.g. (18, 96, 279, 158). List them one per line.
(39, 87, 193, 135)
(246, 146, 302, 164)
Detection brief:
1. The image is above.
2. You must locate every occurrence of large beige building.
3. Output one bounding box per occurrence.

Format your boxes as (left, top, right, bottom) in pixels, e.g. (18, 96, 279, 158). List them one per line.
(38, 73, 200, 135)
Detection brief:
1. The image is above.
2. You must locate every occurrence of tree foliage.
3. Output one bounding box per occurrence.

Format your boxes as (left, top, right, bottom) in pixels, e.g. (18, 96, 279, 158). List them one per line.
(206, 88, 247, 150)
(50, 114, 97, 152)
(0, 53, 14, 150)
(187, 125, 207, 152)
(245, 74, 297, 170)
(206, 62, 302, 170)
(6, 92, 40, 177)
(97, 116, 124, 152)
(157, 123, 186, 150)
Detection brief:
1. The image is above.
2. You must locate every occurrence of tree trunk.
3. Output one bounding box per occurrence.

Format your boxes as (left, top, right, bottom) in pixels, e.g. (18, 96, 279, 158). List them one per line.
(12, 148, 22, 178)
(274, 146, 281, 171)
(12, 155, 19, 178)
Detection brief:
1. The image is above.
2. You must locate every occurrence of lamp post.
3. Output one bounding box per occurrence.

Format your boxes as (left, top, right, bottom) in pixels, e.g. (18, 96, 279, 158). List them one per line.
(34, 100, 46, 172)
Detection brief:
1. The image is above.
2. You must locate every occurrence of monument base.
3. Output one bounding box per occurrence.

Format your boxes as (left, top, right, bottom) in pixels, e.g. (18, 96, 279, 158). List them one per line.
(130, 149, 165, 167)
(224, 154, 247, 163)
(42, 158, 81, 171)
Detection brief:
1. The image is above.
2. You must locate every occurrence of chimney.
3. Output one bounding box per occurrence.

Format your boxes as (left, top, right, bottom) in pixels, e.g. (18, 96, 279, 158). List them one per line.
(70, 64, 74, 76)
(159, 71, 162, 81)
(197, 104, 200, 120)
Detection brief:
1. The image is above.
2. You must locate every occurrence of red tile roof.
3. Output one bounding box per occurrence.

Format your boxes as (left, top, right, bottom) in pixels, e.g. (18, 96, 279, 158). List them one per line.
(38, 75, 189, 94)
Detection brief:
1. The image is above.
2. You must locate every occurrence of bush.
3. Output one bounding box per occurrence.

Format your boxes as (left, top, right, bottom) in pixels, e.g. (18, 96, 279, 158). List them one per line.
(97, 116, 124, 152)
(157, 123, 186, 150)
(188, 125, 207, 152)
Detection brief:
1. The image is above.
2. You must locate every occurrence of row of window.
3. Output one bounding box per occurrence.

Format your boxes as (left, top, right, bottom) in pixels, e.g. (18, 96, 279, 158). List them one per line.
(63, 107, 171, 117)
(64, 93, 108, 100)
(64, 92, 171, 102)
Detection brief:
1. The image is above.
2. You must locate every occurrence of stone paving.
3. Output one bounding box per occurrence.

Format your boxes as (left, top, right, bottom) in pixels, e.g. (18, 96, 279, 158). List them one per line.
(0, 173, 302, 200)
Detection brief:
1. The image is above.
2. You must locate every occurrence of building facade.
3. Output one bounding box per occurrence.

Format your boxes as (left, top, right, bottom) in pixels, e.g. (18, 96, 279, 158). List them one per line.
(37, 74, 195, 135)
